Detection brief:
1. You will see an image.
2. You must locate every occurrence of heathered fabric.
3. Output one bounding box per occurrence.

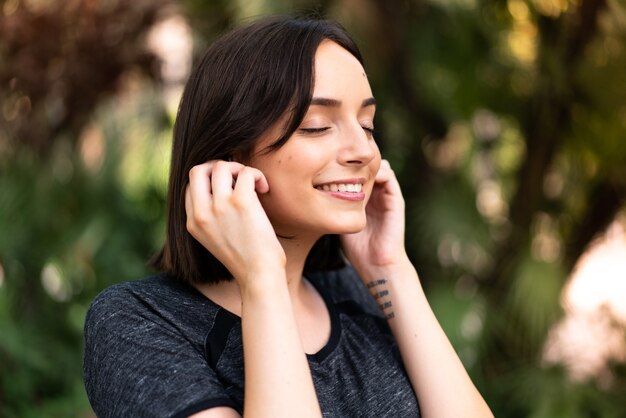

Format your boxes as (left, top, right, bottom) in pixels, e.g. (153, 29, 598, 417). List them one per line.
(83, 265, 420, 417)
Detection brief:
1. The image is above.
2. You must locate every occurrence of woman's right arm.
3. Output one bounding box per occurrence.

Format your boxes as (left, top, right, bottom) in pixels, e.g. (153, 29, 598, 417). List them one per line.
(185, 161, 322, 418)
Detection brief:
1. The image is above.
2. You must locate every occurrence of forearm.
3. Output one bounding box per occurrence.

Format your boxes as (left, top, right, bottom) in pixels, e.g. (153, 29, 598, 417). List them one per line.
(358, 260, 493, 418)
(239, 273, 322, 418)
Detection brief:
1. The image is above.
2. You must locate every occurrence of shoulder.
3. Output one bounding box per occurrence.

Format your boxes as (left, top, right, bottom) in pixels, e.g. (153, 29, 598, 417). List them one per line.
(83, 275, 241, 417)
(84, 274, 216, 345)
(87, 274, 186, 308)
(87, 274, 185, 321)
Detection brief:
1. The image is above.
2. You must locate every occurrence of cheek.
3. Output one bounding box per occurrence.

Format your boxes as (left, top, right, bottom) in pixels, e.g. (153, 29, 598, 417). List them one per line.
(256, 161, 306, 209)
(371, 148, 382, 175)
(364, 149, 382, 198)
(263, 158, 307, 192)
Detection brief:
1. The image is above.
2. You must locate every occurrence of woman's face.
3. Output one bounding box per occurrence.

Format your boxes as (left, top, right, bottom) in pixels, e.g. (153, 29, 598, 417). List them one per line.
(248, 40, 381, 238)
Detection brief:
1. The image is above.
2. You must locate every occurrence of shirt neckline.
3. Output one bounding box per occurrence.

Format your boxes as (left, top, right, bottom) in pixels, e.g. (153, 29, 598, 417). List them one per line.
(197, 274, 342, 363)
(305, 274, 342, 363)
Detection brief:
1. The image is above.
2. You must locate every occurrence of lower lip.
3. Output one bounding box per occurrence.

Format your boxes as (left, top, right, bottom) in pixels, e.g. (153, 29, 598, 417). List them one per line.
(317, 189, 365, 201)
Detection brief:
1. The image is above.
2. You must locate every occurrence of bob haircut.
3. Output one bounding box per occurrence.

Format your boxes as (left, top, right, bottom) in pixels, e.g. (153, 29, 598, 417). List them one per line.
(151, 17, 365, 285)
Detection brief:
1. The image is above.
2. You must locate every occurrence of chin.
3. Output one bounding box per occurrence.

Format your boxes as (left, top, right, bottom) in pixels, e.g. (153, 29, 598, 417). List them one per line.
(327, 218, 366, 235)
(339, 227, 365, 235)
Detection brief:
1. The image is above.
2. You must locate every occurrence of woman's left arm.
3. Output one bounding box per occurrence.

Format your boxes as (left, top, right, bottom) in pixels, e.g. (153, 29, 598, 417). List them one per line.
(341, 160, 493, 418)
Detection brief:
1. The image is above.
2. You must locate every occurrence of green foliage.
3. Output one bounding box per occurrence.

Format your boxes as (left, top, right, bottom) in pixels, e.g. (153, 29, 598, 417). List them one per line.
(0, 90, 169, 415)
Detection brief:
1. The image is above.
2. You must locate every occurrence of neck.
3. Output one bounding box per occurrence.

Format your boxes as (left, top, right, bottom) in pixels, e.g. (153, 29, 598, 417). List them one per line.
(194, 233, 323, 315)
(278, 232, 320, 298)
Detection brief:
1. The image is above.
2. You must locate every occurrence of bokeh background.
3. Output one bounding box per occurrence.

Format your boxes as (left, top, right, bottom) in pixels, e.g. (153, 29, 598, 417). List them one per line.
(1, 0, 626, 416)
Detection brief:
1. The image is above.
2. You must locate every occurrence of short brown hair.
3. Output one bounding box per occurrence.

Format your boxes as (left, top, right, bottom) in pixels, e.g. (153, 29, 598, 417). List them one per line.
(151, 17, 363, 285)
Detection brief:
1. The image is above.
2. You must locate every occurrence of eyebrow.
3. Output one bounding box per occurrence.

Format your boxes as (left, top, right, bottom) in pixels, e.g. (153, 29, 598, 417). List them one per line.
(310, 97, 376, 108)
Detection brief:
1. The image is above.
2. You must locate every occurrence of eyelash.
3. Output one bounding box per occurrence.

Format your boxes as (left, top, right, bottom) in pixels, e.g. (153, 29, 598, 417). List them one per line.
(299, 126, 376, 137)
(363, 127, 376, 137)
(299, 127, 330, 134)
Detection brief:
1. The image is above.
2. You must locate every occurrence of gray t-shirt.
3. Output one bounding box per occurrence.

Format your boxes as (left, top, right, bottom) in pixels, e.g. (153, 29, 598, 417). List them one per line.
(83, 266, 420, 417)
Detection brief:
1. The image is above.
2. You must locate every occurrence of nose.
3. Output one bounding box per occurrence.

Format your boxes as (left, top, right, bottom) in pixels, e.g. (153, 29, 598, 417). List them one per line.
(338, 123, 378, 166)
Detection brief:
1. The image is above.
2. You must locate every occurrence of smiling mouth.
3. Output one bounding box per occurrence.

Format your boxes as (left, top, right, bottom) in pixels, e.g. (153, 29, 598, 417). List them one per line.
(314, 183, 363, 193)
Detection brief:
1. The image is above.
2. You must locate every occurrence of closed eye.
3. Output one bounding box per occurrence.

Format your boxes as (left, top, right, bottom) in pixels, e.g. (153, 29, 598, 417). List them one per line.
(299, 126, 377, 137)
(363, 126, 377, 138)
(299, 127, 330, 134)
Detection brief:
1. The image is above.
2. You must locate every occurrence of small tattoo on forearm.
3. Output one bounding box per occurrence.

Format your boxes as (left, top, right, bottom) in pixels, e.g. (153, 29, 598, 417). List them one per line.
(378, 301, 392, 310)
(366, 278, 386, 289)
(366, 277, 395, 321)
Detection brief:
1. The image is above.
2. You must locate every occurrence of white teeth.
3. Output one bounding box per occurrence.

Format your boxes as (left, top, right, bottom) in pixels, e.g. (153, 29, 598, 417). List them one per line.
(316, 183, 363, 193)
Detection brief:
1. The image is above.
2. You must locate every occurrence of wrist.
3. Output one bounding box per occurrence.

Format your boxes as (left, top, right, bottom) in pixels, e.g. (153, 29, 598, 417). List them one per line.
(238, 267, 288, 297)
(354, 254, 415, 283)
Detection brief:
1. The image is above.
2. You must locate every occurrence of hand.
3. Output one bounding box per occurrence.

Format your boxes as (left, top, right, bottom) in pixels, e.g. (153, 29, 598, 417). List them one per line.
(340, 160, 408, 274)
(185, 161, 286, 285)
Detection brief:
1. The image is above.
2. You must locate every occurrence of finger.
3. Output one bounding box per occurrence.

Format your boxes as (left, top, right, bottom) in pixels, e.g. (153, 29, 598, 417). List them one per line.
(211, 160, 241, 198)
(185, 184, 208, 236)
(375, 159, 392, 181)
(374, 159, 402, 194)
(234, 166, 270, 195)
(188, 163, 213, 215)
(184, 185, 193, 219)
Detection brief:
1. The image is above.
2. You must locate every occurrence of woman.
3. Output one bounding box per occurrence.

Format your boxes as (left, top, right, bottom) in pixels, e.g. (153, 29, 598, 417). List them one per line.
(83, 17, 493, 418)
